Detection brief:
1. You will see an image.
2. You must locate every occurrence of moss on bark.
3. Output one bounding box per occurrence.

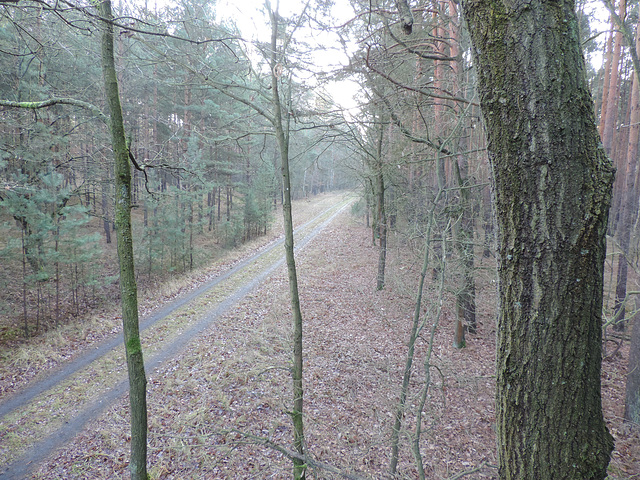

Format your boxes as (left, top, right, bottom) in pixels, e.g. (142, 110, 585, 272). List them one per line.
(461, 0, 615, 477)
(98, 2, 148, 478)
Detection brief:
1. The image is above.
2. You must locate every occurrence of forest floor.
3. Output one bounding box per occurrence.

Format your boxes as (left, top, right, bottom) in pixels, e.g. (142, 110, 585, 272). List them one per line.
(1, 192, 638, 479)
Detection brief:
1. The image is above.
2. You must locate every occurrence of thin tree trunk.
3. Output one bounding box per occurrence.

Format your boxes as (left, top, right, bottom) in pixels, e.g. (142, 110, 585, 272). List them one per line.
(98, 2, 148, 478)
(449, 8, 476, 342)
(602, 0, 625, 155)
(453, 156, 476, 344)
(55, 224, 60, 327)
(268, 5, 305, 478)
(610, 93, 632, 235)
(413, 236, 447, 480)
(598, 16, 614, 136)
(375, 119, 387, 291)
(21, 227, 28, 338)
(389, 188, 442, 476)
(613, 21, 640, 332)
(102, 179, 111, 244)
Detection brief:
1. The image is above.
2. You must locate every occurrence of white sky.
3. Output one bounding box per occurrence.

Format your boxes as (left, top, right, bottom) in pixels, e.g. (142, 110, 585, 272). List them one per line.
(144, 0, 611, 108)
(583, 0, 613, 70)
(214, 0, 361, 111)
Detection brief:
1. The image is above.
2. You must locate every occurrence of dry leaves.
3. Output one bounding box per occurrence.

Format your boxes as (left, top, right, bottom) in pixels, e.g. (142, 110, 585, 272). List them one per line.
(3, 193, 636, 479)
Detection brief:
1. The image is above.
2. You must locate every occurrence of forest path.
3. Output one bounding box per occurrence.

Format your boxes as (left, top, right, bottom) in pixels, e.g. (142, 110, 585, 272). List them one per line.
(0, 193, 354, 479)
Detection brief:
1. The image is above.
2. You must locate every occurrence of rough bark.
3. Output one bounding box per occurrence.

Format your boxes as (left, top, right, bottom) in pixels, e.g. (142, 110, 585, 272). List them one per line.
(461, 0, 615, 478)
(98, 1, 148, 478)
(482, 182, 494, 258)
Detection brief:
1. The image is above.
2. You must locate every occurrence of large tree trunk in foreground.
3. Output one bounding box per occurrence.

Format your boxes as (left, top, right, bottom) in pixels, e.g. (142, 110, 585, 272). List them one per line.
(99, 1, 148, 478)
(461, 0, 615, 478)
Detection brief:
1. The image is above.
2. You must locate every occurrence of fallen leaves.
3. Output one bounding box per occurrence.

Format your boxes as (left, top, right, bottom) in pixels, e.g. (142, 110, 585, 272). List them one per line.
(4, 193, 637, 479)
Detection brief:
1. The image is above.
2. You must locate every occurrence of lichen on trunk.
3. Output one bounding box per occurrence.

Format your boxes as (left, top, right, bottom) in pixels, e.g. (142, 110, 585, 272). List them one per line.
(461, 0, 615, 477)
(98, 1, 148, 478)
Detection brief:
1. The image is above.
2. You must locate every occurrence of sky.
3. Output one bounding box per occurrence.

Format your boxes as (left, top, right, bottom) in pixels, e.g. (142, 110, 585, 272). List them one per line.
(213, 0, 361, 111)
(142, 0, 611, 108)
(211, 0, 612, 104)
(582, 1, 611, 70)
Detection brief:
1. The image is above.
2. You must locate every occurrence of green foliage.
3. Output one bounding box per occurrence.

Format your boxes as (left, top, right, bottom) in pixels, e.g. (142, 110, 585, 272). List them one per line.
(350, 197, 366, 217)
(0, 0, 349, 337)
(221, 214, 245, 248)
(0, 165, 102, 332)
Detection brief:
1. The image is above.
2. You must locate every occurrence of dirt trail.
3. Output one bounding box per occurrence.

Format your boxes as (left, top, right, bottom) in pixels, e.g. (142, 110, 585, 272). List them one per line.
(0, 195, 352, 479)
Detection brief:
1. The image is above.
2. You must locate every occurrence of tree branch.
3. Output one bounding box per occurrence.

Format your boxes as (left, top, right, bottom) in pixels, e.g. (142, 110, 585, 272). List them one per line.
(395, 0, 414, 34)
(0, 98, 107, 122)
(364, 54, 478, 106)
(601, 0, 640, 82)
(219, 429, 370, 480)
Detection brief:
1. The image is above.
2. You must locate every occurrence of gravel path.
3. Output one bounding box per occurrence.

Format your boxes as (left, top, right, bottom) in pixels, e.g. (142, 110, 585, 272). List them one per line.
(0, 196, 352, 479)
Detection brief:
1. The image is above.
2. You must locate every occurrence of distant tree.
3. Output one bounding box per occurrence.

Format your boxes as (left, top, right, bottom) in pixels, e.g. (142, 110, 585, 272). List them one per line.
(612, 17, 640, 333)
(626, 297, 640, 424)
(0, 4, 105, 334)
(356, 0, 480, 344)
(462, 0, 615, 478)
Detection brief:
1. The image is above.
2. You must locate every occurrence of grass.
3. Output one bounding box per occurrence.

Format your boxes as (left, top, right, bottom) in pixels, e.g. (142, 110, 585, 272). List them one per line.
(0, 192, 353, 471)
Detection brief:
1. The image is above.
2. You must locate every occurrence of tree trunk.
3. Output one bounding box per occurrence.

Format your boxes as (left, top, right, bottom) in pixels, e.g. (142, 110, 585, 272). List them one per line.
(602, 0, 625, 155)
(268, 6, 305, 479)
(98, 2, 148, 478)
(598, 15, 614, 136)
(449, 13, 477, 340)
(375, 119, 387, 291)
(461, 0, 615, 478)
(613, 19, 640, 332)
(625, 296, 640, 423)
(609, 92, 632, 236)
(389, 189, 442, 476)
(453, 156, 476, 343)
(101, 178, 111, 244)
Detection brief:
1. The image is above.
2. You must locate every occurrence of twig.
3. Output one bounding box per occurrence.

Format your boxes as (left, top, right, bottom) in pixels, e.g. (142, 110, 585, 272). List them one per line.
(0, 98, 107, 122)
(447, 461, 493, 479)
(218, 429, 371, 480)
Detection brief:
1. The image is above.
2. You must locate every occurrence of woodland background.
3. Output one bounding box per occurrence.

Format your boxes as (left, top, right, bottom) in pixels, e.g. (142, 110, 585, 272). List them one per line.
(0, 0, 639, 478)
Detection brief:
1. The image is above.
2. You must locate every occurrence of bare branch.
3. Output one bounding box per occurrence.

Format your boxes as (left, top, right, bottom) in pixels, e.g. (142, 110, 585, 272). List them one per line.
(365, 54, 478, 106)
(10, 0, 242, 46)
(0, 98, 107, 122)
(447, 462, 493, 479)
(219, 429, 371, 480)
(601, 0, 640, 82)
